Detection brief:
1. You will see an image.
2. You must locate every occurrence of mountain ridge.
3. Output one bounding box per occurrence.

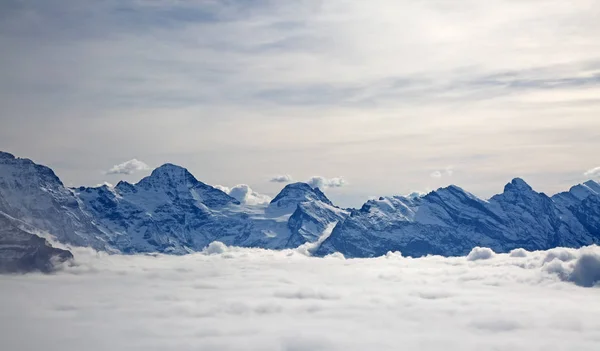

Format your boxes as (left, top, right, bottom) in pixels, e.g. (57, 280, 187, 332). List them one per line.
(0, 151, 599, 258)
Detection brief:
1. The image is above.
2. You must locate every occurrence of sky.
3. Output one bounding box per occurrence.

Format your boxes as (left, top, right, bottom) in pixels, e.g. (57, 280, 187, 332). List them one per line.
(1, 0, 600, 207)
(1, 243, 600, 350)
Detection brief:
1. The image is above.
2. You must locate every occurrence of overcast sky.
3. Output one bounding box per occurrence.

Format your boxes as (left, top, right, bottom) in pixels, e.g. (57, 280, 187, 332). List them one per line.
(1, 0, 600, 207)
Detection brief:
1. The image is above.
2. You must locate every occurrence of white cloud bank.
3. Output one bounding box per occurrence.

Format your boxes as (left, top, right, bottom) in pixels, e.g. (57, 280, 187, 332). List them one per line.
(1, 244, 600, 351)
(106, 159, 150, 175)
(307, 176, 346, 189)
(215, 184, 272, 205)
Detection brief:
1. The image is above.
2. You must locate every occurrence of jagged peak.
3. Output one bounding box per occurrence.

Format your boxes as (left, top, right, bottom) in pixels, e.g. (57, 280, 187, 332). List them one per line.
(150, 163, 194, 177)
(0, 151, 16, 159)
(115, 180, 134, 190)
(136, 163, 198, 188)
(562, 180, 600, 201)
(503, 178, 533, 193)
(424, 184, 483, 204)
(583, 180, 600, 193)
(0, 152, 63, 187)
(429, 184, 468, 197)
(270, 182, 332, 206)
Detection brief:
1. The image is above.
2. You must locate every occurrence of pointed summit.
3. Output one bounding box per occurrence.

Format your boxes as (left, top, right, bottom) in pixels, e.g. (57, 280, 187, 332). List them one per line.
(268, 182, 333, 215)
(583, 180, 600, 194)
(136, 163, 198, 190)
(0, 151, 16, 160)
(503, 178, 533, 193)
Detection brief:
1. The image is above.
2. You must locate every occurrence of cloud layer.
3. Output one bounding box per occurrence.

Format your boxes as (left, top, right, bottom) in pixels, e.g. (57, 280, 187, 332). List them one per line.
(106, 159, 150, 175)
(1, 244, 599, 351)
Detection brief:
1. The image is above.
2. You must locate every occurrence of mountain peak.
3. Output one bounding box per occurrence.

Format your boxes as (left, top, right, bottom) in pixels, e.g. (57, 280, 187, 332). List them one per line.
(268, 182, 333, 215)
(271, 182, 332, 204)
(0, 151, 16, 160)
(137, 163, 198, 189)
(504, 178, 533, 193)
(583, 180, 600, 194)
(151, 163, 193, 177)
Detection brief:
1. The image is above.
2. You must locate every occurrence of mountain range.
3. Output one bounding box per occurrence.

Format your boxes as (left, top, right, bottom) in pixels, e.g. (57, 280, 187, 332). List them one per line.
(1, 150, 599, 271)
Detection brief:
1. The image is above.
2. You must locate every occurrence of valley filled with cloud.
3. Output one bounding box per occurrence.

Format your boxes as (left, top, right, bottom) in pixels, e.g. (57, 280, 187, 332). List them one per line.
(2, 244, 599, 351)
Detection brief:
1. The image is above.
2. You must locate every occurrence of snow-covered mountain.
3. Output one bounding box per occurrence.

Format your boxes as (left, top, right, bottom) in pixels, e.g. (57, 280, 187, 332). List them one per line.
(0, 152, 111, 250)
(315, 178, 600, 257)
(0, 150, 599, 259)
(0, 152, 346, 254)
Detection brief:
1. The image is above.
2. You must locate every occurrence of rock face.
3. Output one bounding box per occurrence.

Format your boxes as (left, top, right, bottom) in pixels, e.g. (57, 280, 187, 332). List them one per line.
(315, 178, 600, 257)
(0, 212, 72, 273)
(1, 150, 599, 259)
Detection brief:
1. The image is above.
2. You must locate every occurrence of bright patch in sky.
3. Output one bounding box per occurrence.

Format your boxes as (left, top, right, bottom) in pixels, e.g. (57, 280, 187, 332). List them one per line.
(2, 245, 600, 350)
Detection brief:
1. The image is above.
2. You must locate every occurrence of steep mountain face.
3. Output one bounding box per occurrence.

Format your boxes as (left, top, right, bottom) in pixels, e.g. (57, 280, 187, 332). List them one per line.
(0, 152, 347, 255)
(0, 212, 72, 273)
(74, 171, 347, 253)
(0, 152, 110, 250)
(1, 150, 599, 259)
(316, 179, 600, 258)
(267, 183, 332, 214)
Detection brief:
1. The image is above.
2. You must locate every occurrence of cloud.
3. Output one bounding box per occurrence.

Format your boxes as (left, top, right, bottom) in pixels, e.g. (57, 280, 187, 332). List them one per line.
(306, 176, 346, 189)
(509, 248, 528, 258)
(1, 244, 600, 351)
(106, 159, 149, 175)
(215, 184, 272, 205)
(430, 170, 442, 179)
(430, 166, 454, 179)
(467, 247, 495, 261)
(584, 167, 600, 178)
(270, 175, 293, 183)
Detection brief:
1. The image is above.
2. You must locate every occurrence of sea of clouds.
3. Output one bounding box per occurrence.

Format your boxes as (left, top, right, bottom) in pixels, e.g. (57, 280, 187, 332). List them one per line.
(1, 244, 600, 351)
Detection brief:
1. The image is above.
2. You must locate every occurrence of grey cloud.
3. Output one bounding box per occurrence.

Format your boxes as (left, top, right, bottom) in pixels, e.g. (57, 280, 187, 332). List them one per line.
(270, 175, 293, 183)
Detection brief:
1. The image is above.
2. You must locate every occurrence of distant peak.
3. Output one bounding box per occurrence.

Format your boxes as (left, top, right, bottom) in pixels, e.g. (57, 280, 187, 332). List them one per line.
(270, 182, 333, 207)
(504, 178, 533, 192)
(152, 163, 190, 173)
(431, 184, 467, 195)
(134, 163, 199, 190)
(584, 179, 599, 188)
(281, 182, 314, 191)
(582, 180, 600, 194)
(0, 151, 16, 159)
(148, 163, 196, 181)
